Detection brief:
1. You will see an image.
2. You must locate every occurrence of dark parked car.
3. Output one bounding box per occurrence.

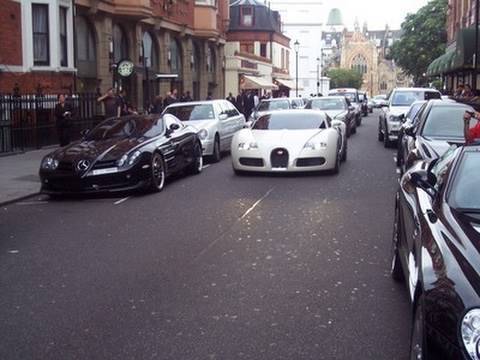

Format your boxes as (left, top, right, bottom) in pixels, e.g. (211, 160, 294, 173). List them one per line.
(304, 96, 357, 137)
(399, 100, 475, 174)
(39, 114, 203, 195)
(391, 144, 480, 359)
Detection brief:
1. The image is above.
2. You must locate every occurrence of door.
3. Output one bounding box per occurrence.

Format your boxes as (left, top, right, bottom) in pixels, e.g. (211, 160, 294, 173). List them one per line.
(163, 115, 193, 172)
(215, 102, 231, 151)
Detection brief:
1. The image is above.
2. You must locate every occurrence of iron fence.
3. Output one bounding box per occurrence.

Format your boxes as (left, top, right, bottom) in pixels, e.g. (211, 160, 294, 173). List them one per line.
(0, 93, 103, 154)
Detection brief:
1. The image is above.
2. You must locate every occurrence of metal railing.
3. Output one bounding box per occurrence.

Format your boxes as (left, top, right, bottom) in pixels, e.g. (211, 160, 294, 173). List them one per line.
(0, 93, 102, 154)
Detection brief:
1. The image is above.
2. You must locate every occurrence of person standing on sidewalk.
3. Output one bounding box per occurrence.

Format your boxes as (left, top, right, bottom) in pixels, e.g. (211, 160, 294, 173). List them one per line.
(464, 110, 480, 144)
(97, 88, 121, 119)
(55, 94, 73, 147)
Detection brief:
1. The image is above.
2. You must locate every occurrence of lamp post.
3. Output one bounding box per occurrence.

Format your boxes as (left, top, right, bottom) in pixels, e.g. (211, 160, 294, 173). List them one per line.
(294, 40, 300, 97)
(316, 57, 320, 96)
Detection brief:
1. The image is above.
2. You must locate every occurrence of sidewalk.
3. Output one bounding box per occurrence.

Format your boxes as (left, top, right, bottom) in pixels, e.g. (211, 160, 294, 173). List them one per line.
(0, 148, 55, 205)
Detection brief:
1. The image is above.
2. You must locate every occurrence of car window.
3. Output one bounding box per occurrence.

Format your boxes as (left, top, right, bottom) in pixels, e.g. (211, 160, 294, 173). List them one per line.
(425, 91, 441, 100)
(253, 113, 327, 130)
(430, 146, 458, 191)
(85, 116, 164, 141)
(421, 105, 474, 139)
(257, 100, 290, 111)
(309, 98, 346, 110)
(406, 102, 426, 121)
(165, 104, 215, 121)
(449, 151, 480, 211)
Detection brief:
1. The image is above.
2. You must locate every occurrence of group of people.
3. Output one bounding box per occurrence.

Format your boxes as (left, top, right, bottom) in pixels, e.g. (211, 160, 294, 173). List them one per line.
(452, 84, 476, 98)
(226, 90, 285, 120)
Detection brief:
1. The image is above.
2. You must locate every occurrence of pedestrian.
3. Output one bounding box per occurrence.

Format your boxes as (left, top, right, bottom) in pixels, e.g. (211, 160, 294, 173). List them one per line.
(55, 94, 73, 147)
(236, 91, 244, 114)
(206, 92, 213, 101)
(253, 90, 259, 108)
(97, 88, 121, 118)
(462, 84, 474, 98)
(182, 91, 193, 102)
(244, 91, 255, 120)
(454, 84, 465, 97)
(463, 110, 480, 144)
(226, 92, 236, 105)
(151, 95, 164, 114)
(118, 89, 129, 116)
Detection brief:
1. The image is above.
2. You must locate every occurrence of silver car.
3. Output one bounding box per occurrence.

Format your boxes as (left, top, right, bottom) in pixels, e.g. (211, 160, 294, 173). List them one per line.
(164, 100, 245, 162)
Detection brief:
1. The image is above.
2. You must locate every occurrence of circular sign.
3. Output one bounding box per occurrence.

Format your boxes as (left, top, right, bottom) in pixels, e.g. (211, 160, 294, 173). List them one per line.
(117, 60, 135, 77)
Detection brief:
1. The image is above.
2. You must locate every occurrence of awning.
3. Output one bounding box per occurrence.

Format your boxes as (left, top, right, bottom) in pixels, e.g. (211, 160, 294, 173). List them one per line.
(426, 50, 455, 76)
(274, 78, 304, 90)
(240, 75, 278, 90)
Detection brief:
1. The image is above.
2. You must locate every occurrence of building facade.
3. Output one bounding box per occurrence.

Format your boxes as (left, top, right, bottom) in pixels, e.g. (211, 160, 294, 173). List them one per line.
(427, 0, 478, 91)
(0, 0, 229, 109)
(225, 0, 291, 97)
(272, 0, 329, 96)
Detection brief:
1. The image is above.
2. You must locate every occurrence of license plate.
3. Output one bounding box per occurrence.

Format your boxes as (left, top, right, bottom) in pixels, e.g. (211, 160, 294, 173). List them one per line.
(91, 168, 118, 176)
(271, 168, 287, 171)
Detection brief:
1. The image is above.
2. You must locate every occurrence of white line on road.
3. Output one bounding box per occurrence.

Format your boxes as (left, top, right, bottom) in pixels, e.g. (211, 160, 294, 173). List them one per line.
(396, 168, 401, 174)
(114, 197, 130, 205)
(393, 156, 397, 163)
(202, 164, 211, 169)
(194, 187, 275, 261)
(16, 201, 49, 206)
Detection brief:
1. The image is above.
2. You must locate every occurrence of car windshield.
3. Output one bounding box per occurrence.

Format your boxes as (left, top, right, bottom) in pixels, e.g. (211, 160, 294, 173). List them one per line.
(374, 95, 386, 100)
(391, 91, 440, 106)
(165, 104, 215, 121)
(422, 105, 472, 139)
(257, 100, 290, 111)
(85, 116, 164, 141)
(253, 113, 327, 130)
(449, 152, 480, 211)
(309, 98, 345, 110)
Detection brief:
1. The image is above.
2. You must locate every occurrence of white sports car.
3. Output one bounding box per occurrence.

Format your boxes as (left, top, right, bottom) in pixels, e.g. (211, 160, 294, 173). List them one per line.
(231, 110, 347, 174)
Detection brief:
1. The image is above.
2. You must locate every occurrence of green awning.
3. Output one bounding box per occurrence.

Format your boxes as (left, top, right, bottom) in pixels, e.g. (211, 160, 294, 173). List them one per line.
(427, 51, 454, 76)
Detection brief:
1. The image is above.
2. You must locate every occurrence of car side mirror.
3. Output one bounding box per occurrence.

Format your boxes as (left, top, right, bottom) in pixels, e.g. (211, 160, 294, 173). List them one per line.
(409, 170, 437, 196)
(219, 113, 228, 121)
(80, 129, 89, 137)
(404, 125, 416, 137)
(398, 114, 405, 122)
(331, 119, 343, 128)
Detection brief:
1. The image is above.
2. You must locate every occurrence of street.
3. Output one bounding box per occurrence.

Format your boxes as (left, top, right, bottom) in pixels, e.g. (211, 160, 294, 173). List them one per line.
(0, 111, 411, 359)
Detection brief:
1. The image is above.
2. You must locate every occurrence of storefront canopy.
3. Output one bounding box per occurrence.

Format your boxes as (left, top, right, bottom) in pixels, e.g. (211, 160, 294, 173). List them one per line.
(427, 27, 479, 76)
(241, 75, 278, 90)
(274, 78, 304, 90)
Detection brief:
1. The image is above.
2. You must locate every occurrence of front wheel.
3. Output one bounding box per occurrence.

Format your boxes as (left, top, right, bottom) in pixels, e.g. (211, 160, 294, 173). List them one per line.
(149, 153, 166, 192)
(188, 141, 203, 175)
(378, 122, 384, 141)
(210, 136, 221, 163)
(341, 139, 347, 162)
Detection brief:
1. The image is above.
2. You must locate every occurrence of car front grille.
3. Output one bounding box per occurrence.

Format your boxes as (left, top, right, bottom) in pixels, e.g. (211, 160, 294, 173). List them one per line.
(239, 158, 264, 167)
(296, 157, 326, 167)
(270, 148, 289, 168)
(93, 159, 118, 169)
(57, 161, 74, 172)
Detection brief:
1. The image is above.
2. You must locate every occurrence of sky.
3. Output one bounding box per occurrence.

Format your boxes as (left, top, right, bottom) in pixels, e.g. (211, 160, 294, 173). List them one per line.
(323, 0, 430, 30)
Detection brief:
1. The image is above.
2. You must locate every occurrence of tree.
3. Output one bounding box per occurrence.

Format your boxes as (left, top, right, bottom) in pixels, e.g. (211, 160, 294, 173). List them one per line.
(389, 0, 448, 85)
(327, 68, 363, 89)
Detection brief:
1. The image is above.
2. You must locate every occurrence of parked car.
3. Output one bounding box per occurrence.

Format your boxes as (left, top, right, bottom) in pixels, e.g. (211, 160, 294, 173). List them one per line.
(367, 98, 374, 113)
(399, 100, 474, 174)
(372, 94, 388, 108)
(164, 100, 245, 162)
(39, 114, 203, 195)
(396, 100, 427, 170)
(391, 144, 480, 359)
(249, 98, 304, 122)
(231, 110, 347, 174)
(358, 91, 369, 116)
(328, 88, 362, 126)
(304, 96, 357, 137)
(378, 87, 441, 148)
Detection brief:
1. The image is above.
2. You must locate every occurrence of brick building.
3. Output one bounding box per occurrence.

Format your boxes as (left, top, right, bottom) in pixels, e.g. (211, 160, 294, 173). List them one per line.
(0, 0, 229, 109)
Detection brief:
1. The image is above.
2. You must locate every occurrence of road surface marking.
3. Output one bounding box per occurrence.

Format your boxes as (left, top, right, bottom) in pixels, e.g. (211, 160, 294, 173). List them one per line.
(393, 156, 397, 163)
(202, 164, 211, 169)
(396, 168, 401, 174)
(114, 197, 130, 205)
(16, 201, 49, 206)
(194, 187, 275, 261)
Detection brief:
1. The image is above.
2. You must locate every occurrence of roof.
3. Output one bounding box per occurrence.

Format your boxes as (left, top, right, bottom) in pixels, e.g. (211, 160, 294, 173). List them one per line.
(230, 0, 264, 5)
(229, 1, 283, 33)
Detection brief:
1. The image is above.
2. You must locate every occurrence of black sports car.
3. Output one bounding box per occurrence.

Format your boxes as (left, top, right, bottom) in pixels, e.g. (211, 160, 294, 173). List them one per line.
(391, 144, 480, 359)
(401, 100, 474, 174)
(39, 114, 203, 195)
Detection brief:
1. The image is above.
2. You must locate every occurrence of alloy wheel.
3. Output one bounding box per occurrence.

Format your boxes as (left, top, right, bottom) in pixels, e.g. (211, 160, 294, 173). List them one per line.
(151, 153, 165, 191)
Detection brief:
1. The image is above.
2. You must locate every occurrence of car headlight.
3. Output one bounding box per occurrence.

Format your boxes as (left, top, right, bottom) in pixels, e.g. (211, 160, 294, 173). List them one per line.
(127, 151, 142, 166)
(41, 157, 59, 170)
(117, 154, 128, 167)
(238, 142, 258, 150)
(462, 309, 480, 360)
(389, 115, 401, 122)
(304, 141, 327, 150)
(334, 113, 346, 121)
(198, 129, 208, 140)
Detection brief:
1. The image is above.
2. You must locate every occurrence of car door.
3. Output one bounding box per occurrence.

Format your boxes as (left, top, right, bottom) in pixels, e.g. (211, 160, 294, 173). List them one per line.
(217, 101, 233, 151)
(164, 115, 192, 171)
(226, 101, 245, 143)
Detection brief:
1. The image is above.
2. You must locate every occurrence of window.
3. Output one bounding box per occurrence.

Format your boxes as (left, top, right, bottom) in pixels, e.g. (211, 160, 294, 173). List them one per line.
(286, 50, 289, 69)
(170, 39, 182, 74)
(240, 42, 254, 54)
(32, 4, 50, 66)
(281, 48, 285, 68)
(113, 24, 128, 63)
(260, 43, 267, 58)
(351, 54, 368, 75)
(59, 7, 68, 67)
(142, 32, 158, 70)
(207, 46, 216, 73)
(241, 6, 253, 26)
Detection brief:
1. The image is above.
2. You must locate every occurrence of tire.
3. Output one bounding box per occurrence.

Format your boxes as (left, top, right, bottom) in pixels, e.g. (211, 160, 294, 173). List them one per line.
(351, 123, 357, 135)
(149, 152, 166, 192)
(391, 201, 405, 282)
(378, 121, 384, 141)
(188, 141, 203, 175)
(409, 297, 425, 360)
(356, 115, 362, 126)
(383, 121, 392, 148)
(341, 139, 347, 162)
(331, 141, 341, 174)
(210, 136, 221, 163)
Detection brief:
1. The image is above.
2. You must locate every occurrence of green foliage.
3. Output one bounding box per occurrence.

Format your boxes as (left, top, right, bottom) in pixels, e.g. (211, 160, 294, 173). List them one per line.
(389, 0, 448, 85)
(327, 68, 363, 89)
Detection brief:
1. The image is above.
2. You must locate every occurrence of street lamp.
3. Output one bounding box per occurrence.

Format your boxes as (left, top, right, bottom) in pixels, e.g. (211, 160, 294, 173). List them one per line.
(294, 40, 300, 97)
(316, 57, 320, 96)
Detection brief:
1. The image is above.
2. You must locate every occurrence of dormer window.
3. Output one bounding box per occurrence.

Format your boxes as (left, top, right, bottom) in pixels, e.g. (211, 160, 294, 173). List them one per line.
(241, 6, 254, 26)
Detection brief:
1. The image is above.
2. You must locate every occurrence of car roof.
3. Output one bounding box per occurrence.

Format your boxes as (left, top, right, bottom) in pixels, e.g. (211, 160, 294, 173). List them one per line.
(315, 96, 345, 100)
(166, 100, 222, 108)
(393, 87, 440, 92)
(427, 99, 472, 107)
(260, 109, 326, 116)
(329, 88, 357, 92)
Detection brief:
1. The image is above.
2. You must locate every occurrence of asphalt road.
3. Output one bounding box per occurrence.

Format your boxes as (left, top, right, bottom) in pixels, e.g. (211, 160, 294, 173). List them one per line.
(0, 111, 411, 360)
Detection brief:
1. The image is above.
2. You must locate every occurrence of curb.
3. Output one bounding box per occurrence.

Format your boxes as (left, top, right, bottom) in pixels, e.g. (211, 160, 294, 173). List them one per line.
(0, 192, 41, 207)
